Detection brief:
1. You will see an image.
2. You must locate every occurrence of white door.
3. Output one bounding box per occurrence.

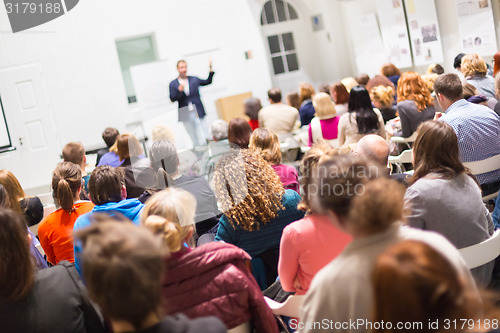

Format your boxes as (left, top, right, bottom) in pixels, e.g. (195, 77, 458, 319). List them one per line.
(0, 64, 61, 190)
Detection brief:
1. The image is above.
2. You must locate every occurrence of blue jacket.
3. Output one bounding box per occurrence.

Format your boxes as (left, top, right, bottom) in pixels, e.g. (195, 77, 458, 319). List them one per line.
(169, 72, 215, 121)
(73, 198, 144, 274)
(215, 190, 305, 258)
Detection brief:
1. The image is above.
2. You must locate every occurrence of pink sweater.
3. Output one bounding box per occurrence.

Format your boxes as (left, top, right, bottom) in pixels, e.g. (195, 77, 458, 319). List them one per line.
(272, 164, 299, 193)
(307, 116, 339, 146)
(278, 214, 352, 295)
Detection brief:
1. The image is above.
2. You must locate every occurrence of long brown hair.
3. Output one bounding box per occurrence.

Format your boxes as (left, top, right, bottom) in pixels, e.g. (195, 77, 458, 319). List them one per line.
(397, 72, 434, 110)
(0, 209, 34, 301)
(330, 82, 350, 104)
(116, 133, 143, 161)
(372, 240, 477, 333)
(0, 169, 26, 214)
(213, 149, 284, 231)
(410, 121, 471, 185)
(52, 162, 82, 212)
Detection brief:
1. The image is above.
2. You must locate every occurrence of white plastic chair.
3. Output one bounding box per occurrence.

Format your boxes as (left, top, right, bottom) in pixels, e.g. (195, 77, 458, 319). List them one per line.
(459, 229, 500, 269)
(388, 149, 413, 173)
(390, 131, 418, 152)
(264, 295, 304, 318)
(463, 154, 500, 201)
(228, 321, 251, 333)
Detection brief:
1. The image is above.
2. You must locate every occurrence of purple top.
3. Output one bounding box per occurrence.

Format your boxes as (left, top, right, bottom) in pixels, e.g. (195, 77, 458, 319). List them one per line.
(97, 152, 123, 168)
(272, 164, 299, 193)
(308, 117, 339, 146)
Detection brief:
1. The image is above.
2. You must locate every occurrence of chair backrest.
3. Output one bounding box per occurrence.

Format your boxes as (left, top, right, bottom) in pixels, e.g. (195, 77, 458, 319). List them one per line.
(459, 229, 500, 269)
(390, 131, 418, 143)
(228, 321, 251, 333)
(388, 149, 413, 164)
(463, 154, 500, 175)
(264, 295, 305, 318)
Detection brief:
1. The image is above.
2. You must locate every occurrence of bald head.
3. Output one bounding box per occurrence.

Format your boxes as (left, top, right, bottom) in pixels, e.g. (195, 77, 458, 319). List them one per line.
(356, 135, 389, 166)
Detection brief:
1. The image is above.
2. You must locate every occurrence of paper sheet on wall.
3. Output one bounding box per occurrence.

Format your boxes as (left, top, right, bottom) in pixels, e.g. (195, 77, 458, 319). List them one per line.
(376, 0, 412, 69)
(353, 13, 388, 76)
(404, 0, 444, 66)
(456, 0, 498, 56)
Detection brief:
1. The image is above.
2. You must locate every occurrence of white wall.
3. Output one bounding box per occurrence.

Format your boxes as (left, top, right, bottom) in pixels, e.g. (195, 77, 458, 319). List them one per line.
(0, 0, 272, 190)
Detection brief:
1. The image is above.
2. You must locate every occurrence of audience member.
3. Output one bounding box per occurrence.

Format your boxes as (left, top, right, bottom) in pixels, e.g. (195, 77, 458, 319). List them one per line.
(454, 53, 465, 79)
(330, 82, 350, 117)
(0, 184, 46, 269)
(0, 169, 43, 227)
(340, 77, 358, 92)
(380, 63, 401, 89)
(97, 136, 123, 168)
(426, 63, 445, 75)
(494, 51, 500, 77)
(259, 88, 299, 135)
(76, 221, 226, 333)
(337, 85, 386, 148)
(286, 91, 301, 111)
(370, 85, 397, 123)
(141, 188, 278, 332)
(0, 209, 105, 333)
(354, 134, 389, 167)
(308, 92, 339, 146)
(435, 73, 500, 196)
(354, 73, 370, 86)
(279, 143, 351, 295)
(214, 149, 304, 259)
(228, 118, 253, 149)
(116, 133, 154, 199)
(365, 74, 395, 94)
(405, 121, 493, 286)
(211, 119, 229, 142)
(299, 155, 474, 333)
(38, 162, 94, 265)
(143, 139, 219, 236)
(73, 165, 144, 273)
(151, 124, 175, 142)
(63, 142, 90, 200)
(371, 240, 478, 333)
(249, 128, 299, 193)
(318, 83, 331, 95)
(494, 73, 500, 116)
(299, 82, 316, 126)
(396, 72, 436, 138)
(95, 127, 119, 166)
(463, 82, 497, 109)
(462, 53, 496, 99)
(244, 97, 262, 131)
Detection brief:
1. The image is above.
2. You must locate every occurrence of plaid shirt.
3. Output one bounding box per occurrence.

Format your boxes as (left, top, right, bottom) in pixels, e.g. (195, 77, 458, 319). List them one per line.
(440, 99, 500, 184)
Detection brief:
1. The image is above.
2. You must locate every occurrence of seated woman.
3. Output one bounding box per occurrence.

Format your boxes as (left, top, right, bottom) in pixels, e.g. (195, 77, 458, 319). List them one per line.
(372, 240, 479, 333)
(228, 117, 253, 149)
(141, 188, 278, 333)
(405, 120, 493, 286)
(278, 143, 351, 295)
(370, 85, 397, 123)
(380, 62, 401, 91)
(38, 162, 94, 265)
(0, 209, 105, 333)
(330, 82, 349, 117)
(214, 149, 305, 259)
(0, 169, 43, 227)
(249, 128, 299, 193)
(463, 82, 497, 109)
(462, 53, 496, 99)
(337, 85, 386, 148)
(299, 82, 316, 126)
(116, 133, 154, 199)
(307, 92, 339, 147)
(396, 72, 436, 138)
(244, 97, 262, 131)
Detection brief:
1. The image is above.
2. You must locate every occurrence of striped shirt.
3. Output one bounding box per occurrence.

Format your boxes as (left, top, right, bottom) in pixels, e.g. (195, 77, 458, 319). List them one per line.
(440, 99, 500, 184)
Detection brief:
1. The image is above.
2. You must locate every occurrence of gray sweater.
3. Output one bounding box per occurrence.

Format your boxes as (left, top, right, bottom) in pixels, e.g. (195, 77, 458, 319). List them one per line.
(404, 173, 494, 285)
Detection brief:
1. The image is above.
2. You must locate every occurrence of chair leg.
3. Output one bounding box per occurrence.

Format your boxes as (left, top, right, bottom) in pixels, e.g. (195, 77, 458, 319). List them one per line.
(276, 315, 291, 333)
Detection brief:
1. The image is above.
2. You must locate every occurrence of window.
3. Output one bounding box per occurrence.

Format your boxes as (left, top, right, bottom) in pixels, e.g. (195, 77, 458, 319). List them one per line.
(267, 32, 299, 75)
(116, 35, 158, 104)
(260, 0, 298, 25)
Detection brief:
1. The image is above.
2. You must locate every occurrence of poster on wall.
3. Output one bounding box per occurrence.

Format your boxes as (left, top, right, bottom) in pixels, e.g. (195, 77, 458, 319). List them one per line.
(376, 0, 412, 69)
(404, 0, 444, 66)
(456, 0, 497, 56)
(353, 13, 388, 75)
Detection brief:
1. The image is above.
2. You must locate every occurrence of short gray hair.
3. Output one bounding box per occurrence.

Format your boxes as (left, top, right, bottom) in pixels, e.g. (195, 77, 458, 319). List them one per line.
(148, 140, 178, 174)
(211, 119, 229, 141)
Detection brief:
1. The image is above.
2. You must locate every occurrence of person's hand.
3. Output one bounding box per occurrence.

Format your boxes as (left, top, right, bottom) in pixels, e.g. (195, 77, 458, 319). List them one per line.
(178, 81, 185, 92)
(433, 112, 443, 121)
(208, 57, 213, 71)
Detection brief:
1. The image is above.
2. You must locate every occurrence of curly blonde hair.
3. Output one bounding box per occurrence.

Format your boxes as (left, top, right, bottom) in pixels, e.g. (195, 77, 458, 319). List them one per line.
(249, 128, 282, 165)
(397, 72, 434, 110)
(213, 149, 284, 231)
(461, 53, 488, 78)
(370, 85, 395, 108)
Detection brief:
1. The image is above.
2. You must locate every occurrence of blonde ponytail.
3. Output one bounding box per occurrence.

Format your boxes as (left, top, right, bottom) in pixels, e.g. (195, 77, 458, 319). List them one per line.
(143, 215, 187, 252)
(371, 85, 395, 108)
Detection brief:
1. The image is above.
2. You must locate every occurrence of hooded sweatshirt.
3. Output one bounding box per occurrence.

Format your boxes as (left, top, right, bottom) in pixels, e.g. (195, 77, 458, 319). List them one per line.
(73, 198, 144, 274)
(162, 242, 278, 333)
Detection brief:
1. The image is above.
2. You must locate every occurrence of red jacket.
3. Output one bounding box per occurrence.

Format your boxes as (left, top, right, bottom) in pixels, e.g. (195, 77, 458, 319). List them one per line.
(162, 242, 279, 333)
